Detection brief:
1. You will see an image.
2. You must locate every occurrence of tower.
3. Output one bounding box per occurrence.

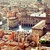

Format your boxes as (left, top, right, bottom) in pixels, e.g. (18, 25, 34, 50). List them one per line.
(46, 9, 50, 23)
(46, 8, 50, 31)
(0, 13, 9, 30)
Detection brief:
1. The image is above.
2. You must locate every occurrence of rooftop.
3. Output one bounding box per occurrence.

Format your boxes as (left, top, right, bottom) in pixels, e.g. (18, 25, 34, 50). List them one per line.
(32, 20, 46, 30)
(30, 12, 46, 17)
(8, 17, 17, 20)
(40, 32, 50, 41)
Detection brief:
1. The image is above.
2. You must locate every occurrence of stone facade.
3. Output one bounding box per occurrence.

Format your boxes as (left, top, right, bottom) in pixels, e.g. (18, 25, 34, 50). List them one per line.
(21, 14, 46, 27)
(32, 20, 46, 46)
(8, 17, 19, 28)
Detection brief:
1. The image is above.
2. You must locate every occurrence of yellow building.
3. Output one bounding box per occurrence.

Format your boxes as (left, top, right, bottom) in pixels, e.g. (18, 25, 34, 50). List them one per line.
(32, 20, 46, 45)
